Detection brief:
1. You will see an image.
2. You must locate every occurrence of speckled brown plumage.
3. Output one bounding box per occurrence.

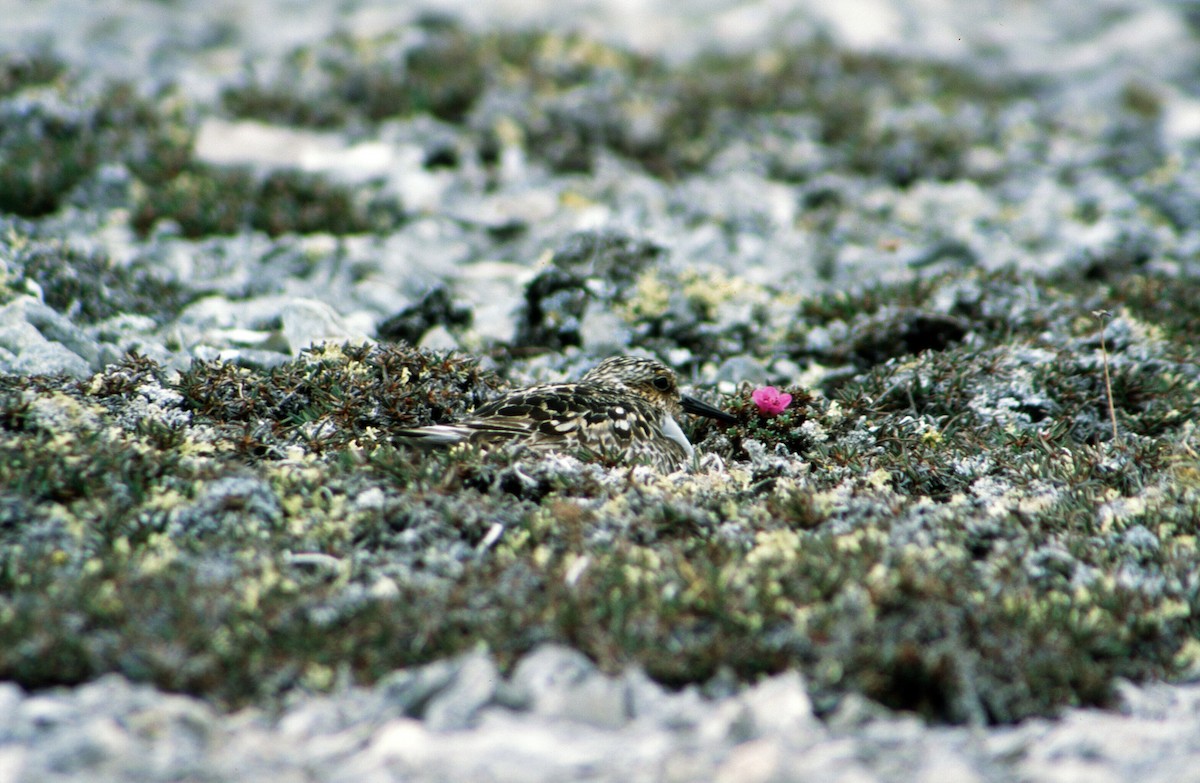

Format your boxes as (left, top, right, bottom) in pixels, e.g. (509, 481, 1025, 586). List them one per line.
(396, 356, 735, 471)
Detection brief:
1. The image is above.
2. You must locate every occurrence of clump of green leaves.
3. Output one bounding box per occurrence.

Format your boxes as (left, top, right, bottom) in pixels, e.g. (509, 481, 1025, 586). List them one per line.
(0, 323, 1197, 722)
(177, 342, 502, 456)
(131, 165, 399, 238)
(217, 22, 1037, 181)
(0, 51, 399, 236)
(223, 16, 488, 127)
(5, 232, 191, 324)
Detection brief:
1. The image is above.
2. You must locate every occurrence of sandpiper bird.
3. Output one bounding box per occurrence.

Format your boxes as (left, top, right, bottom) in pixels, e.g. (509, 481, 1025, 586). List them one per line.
(397, 356, 735, 471)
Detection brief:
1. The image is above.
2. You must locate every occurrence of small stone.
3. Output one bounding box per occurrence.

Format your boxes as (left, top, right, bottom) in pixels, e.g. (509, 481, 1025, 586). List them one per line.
(353, 487, 385, 512)
(0, 682, 23, 739)
(510, 645, 630, 729)
(713, 355, 767, 385)
(378, 659, 459, 719)
(367, 576, 400, 600)
(0, 747, 28, 783)
(714, 738, 784, 783)
(422, 651, 499, 731)
(0, 300, 93, 377)
(455, 261, 529, 346)
(418, 324, 459, 351)
(10, 297, 101, 366)
(281, 298, 373, 355)
(278, 696, 347, 740)
(579, 307, 631, 353)
(44, 716, 131, 774)
(364, 717, 434, 769)
(738, 670, 816, 739)
(19, 694, 74, 733)
(190, 345, 293, 369)
(825, 692, 897, 730)
(914, 746, 986, 783)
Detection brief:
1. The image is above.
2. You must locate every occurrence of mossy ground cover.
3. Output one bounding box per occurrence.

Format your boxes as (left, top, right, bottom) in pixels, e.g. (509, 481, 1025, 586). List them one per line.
(0, 270, 1197, 724)
(0, 50, 398, 236)
(2, 231, 192, 325)
(0, 19, 1197, 728)
(219, 18, 1039, 182)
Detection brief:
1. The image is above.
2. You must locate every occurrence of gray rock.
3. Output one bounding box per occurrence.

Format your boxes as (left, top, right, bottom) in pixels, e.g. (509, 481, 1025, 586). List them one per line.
(0, 297, 95, 377)
(95, 341, 175, 372)
(12, 693, 76, 748)
(912, 745, 987, 783)
(579, 307, 632, 354)
(417, 325, 459, 351)
(770, 358, 803, 383)
(714, 738, 785, 783)
(278, 693, 369, 742)
(0, 745, 28, 783)
(15, 297, 101, 367)
(190, 345, 294, 369)
(378, 658, 461, 718)
(41, 716, 132, 775)
(5, 664, 1200, 782)
(510, 645, 631, 729)
(85, 314, 157, 348)
(0, 682, 23, 740)
(281, 299, 374, 356)
(0, 324, 91, 376)
(422, 651, 500, 731)
(737, 671, 817, 739)
(712, 355, 767, 386)
(826, 693, 898, 731)
(1011, 698, 1200, 783)
(122, 696, 215, 775)
(455, 261, 530, 347)
(178, 294, 374, 360)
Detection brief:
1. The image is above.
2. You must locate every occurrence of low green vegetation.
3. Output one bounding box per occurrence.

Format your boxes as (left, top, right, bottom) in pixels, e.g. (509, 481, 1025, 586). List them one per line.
(1, 271, 1197, 724)
(3, 233, 191, 324)
(0, 16, 1195, 728)
(219, 18, 1041, 181)
(0, 51, 399, 235)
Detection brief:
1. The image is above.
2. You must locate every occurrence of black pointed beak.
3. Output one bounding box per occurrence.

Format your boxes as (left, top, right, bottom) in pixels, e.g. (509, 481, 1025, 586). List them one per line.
(681, 394, 737, 424)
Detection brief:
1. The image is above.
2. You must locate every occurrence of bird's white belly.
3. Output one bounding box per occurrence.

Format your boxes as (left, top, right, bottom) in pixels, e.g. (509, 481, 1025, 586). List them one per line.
(659, 414, 694, 459)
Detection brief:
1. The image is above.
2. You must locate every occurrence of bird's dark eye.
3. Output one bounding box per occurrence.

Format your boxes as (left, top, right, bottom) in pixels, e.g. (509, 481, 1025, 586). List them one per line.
(652, 376, 671, 391)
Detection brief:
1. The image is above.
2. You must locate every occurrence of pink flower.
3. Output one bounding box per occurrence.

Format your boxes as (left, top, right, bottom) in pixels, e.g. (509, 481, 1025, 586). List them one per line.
(751, 386, 792, 417)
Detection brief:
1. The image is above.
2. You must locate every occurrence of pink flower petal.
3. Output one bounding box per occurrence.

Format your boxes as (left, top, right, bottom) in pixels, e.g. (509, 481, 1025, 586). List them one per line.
(751, 386, 792, 416)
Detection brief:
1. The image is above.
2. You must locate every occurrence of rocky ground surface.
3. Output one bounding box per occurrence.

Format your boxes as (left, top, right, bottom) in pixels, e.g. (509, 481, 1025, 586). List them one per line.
(3, 0, 1200, 780)
(5, 645, 1200, 783)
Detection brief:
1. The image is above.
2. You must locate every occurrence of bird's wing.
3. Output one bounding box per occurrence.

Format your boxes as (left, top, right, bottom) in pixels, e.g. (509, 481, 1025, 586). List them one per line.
(464, 383, 659, 453)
